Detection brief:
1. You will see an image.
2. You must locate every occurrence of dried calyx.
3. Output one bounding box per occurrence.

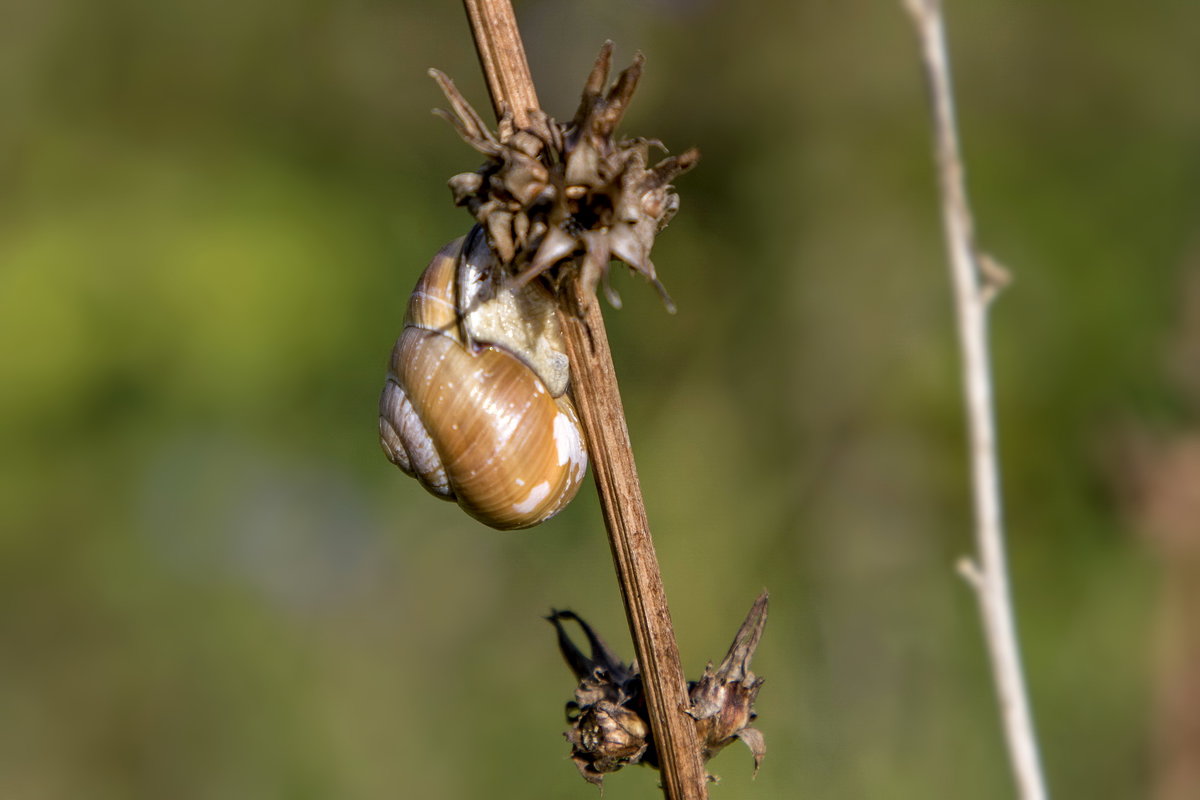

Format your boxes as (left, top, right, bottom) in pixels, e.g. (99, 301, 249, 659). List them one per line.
(548, 592, 768, 787)
(430, 41, 699, 312)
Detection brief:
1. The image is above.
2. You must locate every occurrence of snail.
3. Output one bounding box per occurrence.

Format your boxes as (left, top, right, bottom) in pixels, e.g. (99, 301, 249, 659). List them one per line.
(380, 45, 697, 529)
(379, 226, 589, 530)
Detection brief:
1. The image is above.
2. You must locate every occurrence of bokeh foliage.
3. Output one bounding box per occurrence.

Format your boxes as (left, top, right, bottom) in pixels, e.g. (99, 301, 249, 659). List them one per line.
(2, 0, 1196, 797)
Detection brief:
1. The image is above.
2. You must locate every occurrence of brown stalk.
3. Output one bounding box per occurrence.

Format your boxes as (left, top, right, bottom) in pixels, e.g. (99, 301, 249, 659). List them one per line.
(458, 1, 709, 797)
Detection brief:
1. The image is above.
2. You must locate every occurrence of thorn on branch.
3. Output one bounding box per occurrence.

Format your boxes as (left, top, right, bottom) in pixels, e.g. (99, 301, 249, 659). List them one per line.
(956, 556, 985, 591)
(978, 251, 1012, 304)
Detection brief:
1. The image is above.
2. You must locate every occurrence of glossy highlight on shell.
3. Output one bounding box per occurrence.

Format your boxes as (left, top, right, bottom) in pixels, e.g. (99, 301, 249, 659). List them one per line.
(379, 229, 589, 530)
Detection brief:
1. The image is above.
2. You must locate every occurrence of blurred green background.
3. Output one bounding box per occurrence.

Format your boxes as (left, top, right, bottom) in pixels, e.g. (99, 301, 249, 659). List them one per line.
(3, 0, 1198, 797)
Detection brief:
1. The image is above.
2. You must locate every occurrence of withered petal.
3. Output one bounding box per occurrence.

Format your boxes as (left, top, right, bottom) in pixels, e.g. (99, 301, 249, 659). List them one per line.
(486, 209, 516, 264)
(571, 41, 613, 133)
(519, 226, 576, 288)
(594, 54, 645, 140)
(735, 726, 766, 776)
(428, 69, 501, 156)
(713, 590, 769, 684)
(546, 609, 635, 685)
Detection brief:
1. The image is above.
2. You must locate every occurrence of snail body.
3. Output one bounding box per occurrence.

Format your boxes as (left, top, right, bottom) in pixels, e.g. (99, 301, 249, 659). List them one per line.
(379, 227, 588, 530)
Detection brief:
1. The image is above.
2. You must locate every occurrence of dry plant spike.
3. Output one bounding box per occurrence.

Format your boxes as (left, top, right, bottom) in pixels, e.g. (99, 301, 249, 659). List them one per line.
(573, 41, 614, 128)
(427, 70, 500, 155)
(686, 591, 768, 772)
(428, 44, 698, 313)
(548, 610, 650, 785)
(549, 609, 638, 687)
(900, 2, 1048, 799)
(548, 594, 769, 787)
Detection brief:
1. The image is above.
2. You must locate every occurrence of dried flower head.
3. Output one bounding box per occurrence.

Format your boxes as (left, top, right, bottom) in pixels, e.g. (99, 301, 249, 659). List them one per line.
(430, 41, 699, 312)
(686, 592, 768, 772)
(548, 609, 649, 785)
(568, 700, 651, 781)
(548, 593, 768, 787)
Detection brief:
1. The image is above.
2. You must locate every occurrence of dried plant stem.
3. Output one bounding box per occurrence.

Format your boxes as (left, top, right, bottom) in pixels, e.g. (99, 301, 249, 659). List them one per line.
(560, 303, 709, 800)
(900, 2, 1048, 799)
(458, 2, 709, 798)
(461, 0, 538, 126)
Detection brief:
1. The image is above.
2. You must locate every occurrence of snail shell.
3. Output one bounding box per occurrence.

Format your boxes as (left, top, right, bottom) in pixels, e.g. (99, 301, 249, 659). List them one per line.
(379, 227, 589, 530)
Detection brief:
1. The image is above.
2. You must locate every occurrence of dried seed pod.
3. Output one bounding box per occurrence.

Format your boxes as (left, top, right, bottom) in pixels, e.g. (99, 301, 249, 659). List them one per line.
(429, 41, 699, 312)
(379, 227, 588, 530)
(567, 701, 650, 780)
(548, 609, 650, 785)
(548, 593, 769, 786)
(686, 591, 768, 772)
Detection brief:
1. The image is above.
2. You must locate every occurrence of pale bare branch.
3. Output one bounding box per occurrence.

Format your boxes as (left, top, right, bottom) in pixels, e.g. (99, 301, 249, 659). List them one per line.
(900, 2, 1049, 799)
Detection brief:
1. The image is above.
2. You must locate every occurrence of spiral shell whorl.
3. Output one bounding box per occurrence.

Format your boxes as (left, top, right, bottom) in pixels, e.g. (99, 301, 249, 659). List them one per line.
(379, 234, 588, 530)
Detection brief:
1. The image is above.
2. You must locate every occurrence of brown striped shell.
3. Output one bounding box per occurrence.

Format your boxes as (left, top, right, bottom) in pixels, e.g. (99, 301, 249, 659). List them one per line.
(379, 228, 588, 530)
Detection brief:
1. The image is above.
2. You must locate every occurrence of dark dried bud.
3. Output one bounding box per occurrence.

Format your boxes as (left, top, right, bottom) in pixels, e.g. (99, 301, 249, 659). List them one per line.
(429, 41, 698, 313)
(567, 701, 650, 785)
(548, 593, 768, 787)
(548, 610, 649, 784)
